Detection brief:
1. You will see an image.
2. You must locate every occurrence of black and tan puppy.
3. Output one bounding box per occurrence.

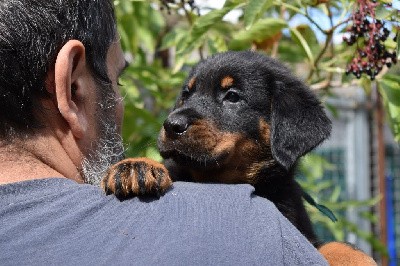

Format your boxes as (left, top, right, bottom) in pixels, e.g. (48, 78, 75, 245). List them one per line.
(157, 51, 330, 245)
(102, 51, 377, 265)
(103, 51, 330, 245)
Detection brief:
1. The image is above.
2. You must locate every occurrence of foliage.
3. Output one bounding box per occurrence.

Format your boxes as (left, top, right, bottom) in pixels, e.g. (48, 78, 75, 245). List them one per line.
(115, 0, 400, 155)
(379, 74, 400, 142)
(113, 0, 399, 254)
(298, 154, 387, 255)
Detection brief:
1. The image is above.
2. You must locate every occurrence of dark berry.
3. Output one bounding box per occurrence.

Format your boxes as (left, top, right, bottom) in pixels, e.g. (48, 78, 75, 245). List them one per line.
(343, 0, 397, 80)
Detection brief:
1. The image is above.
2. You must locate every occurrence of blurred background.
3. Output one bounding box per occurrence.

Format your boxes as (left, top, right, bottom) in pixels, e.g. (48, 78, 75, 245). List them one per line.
(113, 0, 400, 264)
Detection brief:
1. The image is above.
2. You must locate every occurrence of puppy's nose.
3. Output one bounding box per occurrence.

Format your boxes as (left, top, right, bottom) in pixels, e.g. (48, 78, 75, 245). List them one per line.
(163, 114, 190, 138)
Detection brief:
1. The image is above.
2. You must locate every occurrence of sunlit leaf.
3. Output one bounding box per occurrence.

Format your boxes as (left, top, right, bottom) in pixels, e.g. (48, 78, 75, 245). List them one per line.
(177, 2, 244, 56)
(146, 146, 163, 161)
(290, 27, 315, 65)
(384, 38, 397, 50)
(379, 75, 400, 142)
(295, 24, 319, 53)
(229, 18, 287, 50)
(379, 75, 400, 105)
(360, 76, 372, 95)
(244, 0, 273, 29)
(207, 35, 228, 54)
(375, 2, 395, 20)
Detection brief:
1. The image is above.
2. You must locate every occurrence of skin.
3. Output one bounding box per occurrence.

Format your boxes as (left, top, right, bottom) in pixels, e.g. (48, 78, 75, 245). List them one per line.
(0, 39, 126, 185)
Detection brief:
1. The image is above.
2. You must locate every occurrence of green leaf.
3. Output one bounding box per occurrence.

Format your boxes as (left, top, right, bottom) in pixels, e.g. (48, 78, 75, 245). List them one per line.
(116, 1, 164, 54)
(178, 2, 244, 56)
(382, 73, 400, 83)
(223, 0, 242, 5)
(191, 8, 231, 37)
(379, 75, 400, 142)
(359, 211, 379, 224)
(244, 0, 273, 29)
(303, 191, 338, 222)
(229, 18, 287, 50)
(299, 153, 335, 178)
(176, 37, 204, 59)
(160, 28, 186, 50)
(290, 27, 315, 65)
(145, 146, 163, 162)
(379, 75, 400, 106)
(384, 38, 397, 50)
(277, 39, 306, 63)
(360, 76, 372, 95)
(295, 24, 319, 53)
(375, 3, 393, 20)
(207, 35, 228, 54)
(329, 186, 341, 202)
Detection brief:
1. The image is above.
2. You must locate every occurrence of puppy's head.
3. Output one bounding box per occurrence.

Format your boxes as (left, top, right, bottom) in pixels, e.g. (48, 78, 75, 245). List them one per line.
(158, 51, 331, 183)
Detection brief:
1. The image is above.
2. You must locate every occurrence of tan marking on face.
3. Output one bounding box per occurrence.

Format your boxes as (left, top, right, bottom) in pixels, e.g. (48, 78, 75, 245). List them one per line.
(243, 119, 275, 182)
(212, 133, 241, 155)
(188, 77, 196, 90)
(188, 135, 267, 184)
(221, 76, 234, 89)
(159, 119, 275, 185)
(185, 121, 269, 184)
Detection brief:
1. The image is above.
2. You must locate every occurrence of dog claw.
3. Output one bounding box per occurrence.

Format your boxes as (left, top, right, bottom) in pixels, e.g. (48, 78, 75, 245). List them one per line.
(101, 158, 173, 199)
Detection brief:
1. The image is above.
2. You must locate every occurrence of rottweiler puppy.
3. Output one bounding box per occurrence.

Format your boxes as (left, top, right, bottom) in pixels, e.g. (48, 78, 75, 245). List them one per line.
(102, 51, 376, 265)
(103, 50, 330, 244)
(158, 50, 331, 246)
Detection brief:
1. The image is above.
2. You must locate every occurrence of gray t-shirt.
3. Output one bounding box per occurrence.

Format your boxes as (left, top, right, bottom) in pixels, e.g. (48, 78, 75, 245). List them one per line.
(0, 178, 327, 265)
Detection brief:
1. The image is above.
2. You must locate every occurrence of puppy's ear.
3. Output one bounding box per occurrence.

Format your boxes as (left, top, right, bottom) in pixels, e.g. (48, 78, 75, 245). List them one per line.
(270, 81, 331, 170)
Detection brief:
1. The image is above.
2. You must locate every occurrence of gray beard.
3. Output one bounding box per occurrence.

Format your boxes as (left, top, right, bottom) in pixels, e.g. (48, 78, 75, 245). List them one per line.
(81, 117, 125, 186)
(80, 80, 126, 186)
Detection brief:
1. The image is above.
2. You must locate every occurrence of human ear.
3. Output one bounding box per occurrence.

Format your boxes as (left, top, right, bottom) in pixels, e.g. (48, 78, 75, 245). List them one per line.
(53, 40, 89, 139)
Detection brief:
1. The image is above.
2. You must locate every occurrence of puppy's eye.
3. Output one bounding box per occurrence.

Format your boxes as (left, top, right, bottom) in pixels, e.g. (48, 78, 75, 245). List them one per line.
(224, 91, 241, 103)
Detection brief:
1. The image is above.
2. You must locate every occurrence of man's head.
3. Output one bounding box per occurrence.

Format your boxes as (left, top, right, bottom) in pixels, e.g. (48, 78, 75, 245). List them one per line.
(0, 0, 127, 184)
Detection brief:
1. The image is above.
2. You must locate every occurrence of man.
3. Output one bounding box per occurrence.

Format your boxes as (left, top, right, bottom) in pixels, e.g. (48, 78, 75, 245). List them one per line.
(0, 1, 329, 265)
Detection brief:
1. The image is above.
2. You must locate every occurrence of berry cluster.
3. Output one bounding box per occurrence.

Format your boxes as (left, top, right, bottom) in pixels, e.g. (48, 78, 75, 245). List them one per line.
(343, 0, 398, 80)
(159, 0, 196, 14)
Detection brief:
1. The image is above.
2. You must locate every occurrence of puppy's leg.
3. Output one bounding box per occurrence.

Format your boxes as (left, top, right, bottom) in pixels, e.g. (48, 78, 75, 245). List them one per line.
(318, 242, 377, 266)
(101, 158, 172, 199)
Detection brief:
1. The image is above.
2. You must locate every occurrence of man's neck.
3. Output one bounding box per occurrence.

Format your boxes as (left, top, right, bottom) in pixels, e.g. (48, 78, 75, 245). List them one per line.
(0, 155, 58, 185)
(0, 135, 83, 185)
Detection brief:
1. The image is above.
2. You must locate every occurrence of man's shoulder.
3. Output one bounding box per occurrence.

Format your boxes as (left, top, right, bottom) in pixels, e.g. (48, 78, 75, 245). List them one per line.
(0, 177, 269, 210)
(0, 178, 327, 265)
(0, 178, 278, 217)
(0, 178, 284, 232)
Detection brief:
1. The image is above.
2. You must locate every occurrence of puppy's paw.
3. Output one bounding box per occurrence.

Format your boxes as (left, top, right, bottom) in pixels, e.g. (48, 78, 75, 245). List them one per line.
(101, 158, 172, 199)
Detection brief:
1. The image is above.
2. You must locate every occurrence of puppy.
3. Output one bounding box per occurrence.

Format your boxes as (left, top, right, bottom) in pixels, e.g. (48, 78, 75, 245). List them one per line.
(157, 51, 330, 245)
(102, 51, 376, 265)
